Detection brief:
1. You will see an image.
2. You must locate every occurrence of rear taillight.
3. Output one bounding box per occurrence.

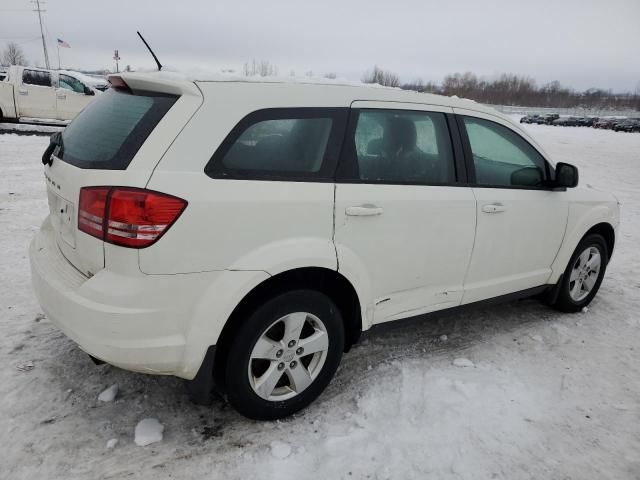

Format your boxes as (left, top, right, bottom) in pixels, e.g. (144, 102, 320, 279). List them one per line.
(78, 187, 187, 248)
(78, 186, 109, 239)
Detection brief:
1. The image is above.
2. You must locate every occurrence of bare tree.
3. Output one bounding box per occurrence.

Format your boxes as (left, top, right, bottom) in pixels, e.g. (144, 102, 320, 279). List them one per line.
(404, 70, 640, 110)
(1, 42, 28, 66)
(402, 79, 440, 94)
(362, 65, 400, 87)
(242, 59, 278, 77)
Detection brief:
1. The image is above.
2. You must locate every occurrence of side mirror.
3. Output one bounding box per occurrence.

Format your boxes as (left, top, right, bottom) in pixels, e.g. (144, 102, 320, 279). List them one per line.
(84, 85, 95, 96)
(511, 166, 544, 187)
(555, 162, 579, 188)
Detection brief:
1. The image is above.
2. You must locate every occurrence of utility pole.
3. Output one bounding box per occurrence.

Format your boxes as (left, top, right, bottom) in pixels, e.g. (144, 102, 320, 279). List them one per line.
(32, 0, 50, 69)
(113, 50, 120, 73)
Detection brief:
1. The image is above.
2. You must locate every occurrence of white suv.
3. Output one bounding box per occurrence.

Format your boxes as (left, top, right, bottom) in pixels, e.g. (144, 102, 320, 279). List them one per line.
(30, 73, 620, 420)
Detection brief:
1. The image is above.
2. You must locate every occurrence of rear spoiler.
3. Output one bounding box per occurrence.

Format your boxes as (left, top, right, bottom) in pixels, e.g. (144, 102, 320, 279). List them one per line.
(108, 72, 201, 98)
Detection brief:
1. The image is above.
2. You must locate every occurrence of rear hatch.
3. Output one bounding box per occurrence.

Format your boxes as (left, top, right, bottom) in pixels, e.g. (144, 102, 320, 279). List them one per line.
(43, 74, 202, 277)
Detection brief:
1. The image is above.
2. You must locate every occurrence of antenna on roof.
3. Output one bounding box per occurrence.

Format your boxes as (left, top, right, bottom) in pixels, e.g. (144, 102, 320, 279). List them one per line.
(136, 31, 162, 71)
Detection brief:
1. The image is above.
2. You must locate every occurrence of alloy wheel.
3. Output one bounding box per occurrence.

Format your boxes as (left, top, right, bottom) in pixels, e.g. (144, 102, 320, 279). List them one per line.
(247, 312, 329, 401)
(569, 246, 601, 302)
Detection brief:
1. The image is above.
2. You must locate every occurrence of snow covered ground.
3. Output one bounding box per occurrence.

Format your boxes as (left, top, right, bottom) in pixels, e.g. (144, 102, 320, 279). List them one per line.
(1, 122, 639, 479)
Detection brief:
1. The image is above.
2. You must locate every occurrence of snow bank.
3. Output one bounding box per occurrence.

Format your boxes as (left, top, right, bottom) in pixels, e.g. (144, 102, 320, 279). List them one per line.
(0, 122, 63, 135)
(134, 65, 391, 89)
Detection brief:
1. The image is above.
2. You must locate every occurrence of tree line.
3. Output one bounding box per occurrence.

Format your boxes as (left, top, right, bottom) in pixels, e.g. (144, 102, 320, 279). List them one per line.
(395, 70, 640, 111)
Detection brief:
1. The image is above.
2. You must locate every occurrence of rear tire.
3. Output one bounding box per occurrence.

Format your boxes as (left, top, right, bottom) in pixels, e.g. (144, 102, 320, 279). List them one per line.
(224, 289, 344, 420)
(552, 234, 608, 313)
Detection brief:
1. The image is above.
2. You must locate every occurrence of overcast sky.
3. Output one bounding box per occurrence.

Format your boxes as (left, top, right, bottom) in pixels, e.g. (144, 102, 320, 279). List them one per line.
(2, 0, 639, 91)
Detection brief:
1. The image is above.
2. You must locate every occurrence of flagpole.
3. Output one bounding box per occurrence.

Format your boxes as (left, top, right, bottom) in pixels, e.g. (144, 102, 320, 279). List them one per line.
(57, 43, 61, 70)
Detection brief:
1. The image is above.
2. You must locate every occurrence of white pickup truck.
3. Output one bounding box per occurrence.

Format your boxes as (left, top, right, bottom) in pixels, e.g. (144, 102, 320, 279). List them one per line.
(0, 65, 100, 124)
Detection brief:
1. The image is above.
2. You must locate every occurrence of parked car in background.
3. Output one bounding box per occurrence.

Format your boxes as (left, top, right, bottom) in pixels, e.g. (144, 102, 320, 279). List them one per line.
(535, 113, 559, 125)
(574, 116, 597, 127)
(613, 119, 640, 132)
(0, 67, 7, 82)
(31, 73, 620, 420)
(594, 118, 618, 129)
(0, 65, 99, 123)
(552, 116, 579, 127)
(520, 114, 540, 124)
(573, 117, 586, 126)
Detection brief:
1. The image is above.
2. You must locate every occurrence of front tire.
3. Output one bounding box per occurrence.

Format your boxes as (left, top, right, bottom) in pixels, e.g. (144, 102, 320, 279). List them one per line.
(552, 234, 608, 312)
(224, 290, 344, 420)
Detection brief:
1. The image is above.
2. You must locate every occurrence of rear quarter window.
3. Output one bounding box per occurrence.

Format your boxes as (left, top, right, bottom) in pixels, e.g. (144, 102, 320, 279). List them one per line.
(58, 88, 178, 170)
(205, 108, 348, 181)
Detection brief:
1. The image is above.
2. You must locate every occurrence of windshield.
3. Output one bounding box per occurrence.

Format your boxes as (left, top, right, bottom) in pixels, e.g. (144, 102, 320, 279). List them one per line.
(59, 88, 177, 170)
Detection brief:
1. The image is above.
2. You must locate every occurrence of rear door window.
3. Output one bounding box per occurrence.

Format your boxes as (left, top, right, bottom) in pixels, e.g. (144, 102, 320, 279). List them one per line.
(58, 88, 178, 170)
(338, 109, 456, 184)
(23, 69, 52, 87)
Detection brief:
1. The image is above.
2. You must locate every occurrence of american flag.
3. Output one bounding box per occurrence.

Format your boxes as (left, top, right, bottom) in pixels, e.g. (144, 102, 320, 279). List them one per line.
(57, 38, 70, 48)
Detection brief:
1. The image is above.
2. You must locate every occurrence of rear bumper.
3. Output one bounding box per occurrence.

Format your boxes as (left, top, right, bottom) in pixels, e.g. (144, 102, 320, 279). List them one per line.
(29, 218, 218, 378)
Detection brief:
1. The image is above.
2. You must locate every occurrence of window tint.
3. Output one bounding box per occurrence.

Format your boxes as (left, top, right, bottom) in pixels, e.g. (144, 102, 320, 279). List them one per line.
(59, 88, 177, 170)
(223, 118, 332, 173)
(463, 116, 548, 188)
(23, 70, 52, 87)
(22, 70, 36, 85)
(206, 108, 348, 181)
(345, 109, 455, 184)
(59, 74, 85, 93)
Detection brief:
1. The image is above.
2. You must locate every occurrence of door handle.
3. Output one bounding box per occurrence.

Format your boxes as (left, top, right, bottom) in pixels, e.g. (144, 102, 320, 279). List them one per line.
(57, 94, 66, 99)
(482, 203, 506, 214)
(18, 90, 28, 96)
(346, 205, 384, 216)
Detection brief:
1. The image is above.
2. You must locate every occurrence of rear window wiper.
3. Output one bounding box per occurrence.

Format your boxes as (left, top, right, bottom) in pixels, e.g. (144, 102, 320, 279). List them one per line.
(42, 132, 64, 166)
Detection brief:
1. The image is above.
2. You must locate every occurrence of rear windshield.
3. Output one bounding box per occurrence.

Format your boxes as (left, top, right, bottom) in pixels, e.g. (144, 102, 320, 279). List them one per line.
(59, 88, 178, 169)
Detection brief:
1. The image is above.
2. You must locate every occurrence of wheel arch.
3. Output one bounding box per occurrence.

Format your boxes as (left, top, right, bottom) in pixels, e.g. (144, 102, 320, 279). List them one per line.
(583, 222, 615, 260)
(548, 222, 614, 313)
(212, 267, 363, 389)
(549, 208, 617, 284)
